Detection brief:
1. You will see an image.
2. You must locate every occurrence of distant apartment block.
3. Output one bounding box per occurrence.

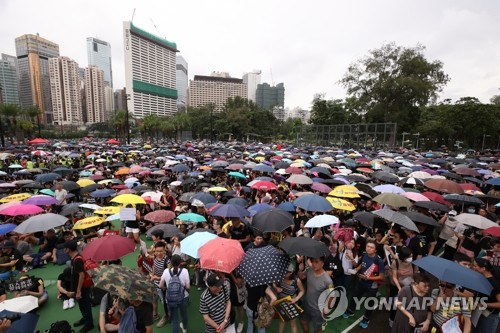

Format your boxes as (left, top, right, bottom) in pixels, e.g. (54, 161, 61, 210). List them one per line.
(256, 82, 285, 110)
(0, 54, 19, 105)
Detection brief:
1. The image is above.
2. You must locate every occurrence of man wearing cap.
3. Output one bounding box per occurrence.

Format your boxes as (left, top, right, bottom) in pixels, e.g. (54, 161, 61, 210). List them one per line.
(434, 210, 459, 257)
(199, 274, 231, 333)
(0, 240, 22, 281)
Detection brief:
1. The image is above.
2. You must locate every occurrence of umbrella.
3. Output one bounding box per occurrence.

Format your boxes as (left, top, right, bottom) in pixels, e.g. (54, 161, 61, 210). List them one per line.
(111, 194, 146, 206)
(76, 179, 96, 188)
(80, 183, 100, 194)
(372, 209, 419, 232)
(277, 201, 295, 212)
(454, 213, 498, 229)
(39, 189, 55, 196)
(400, 211, 439, 227)
(172, 164, 191, 173)
(35, 173, 61, 183)
(413, 256, 493, 295)
(57, 181, 80, 191)
(186, 228, 216, 236)
(21, 195, 58, 206)
(89, 264, 155, 303)
(247, 203, 273, 216)
(483, 226, 500, 237)
(373, 184, 405, 194)
(372, 171, 399, 184)
(278, 237, 330, 258)
(180, 232, 218, 258)
(413, 201, 450, 212)
(250, 181, 277, 191)
(73, 216, 105, 230)
(146, 224, 182, 238)
(454, 167, 480, 177)
(82, 235, 135, 261)
(326, 197, 356, 211)
(237, 245, 290, 287)
(211, 204, 250, 219)
(90, 189, 116, 198)
(191, 192, 216, 205)
(485, 178, 500, 186)
(228, 171, 246, 179)
(114, 167, 130, 176)
(353, 211, 385, 228)
(177, 213, 207, 223)
(421, 191, 451, 206)
(424, 179, 464, 194)
(311, 182, 332, 194)
(198, 238, 245, 273)
(443, 194, 483, 205)
(79, 203, 101, 210)
(0, 223, 17, 236)
(0, 204, 43, 216)
(399, 177, 425, 186)
(0, 310, 38, 333)
(294, 194, 333, 213)
(0, 193, 31, 203)
(373, 193, 412, 208)
(253, 164, 275, 174)
(286, 174, 313, 185)
(400, 192, 430, 202)
(13, 213, 68, 233)
(252, 208, 294, 232)
(144, 210, 176, 223)
(0, 296, 39, 313)
(60, 202, 83, 216)
(208, 186, 228, 192)
(408, 171, 432, 179)
(304, 214, 340, 228)
(94, 206, 120, 215)
(329, 185, 360, 198)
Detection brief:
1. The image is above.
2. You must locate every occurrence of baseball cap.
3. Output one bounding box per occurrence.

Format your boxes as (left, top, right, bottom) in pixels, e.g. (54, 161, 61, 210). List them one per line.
(448, 210, 457, 217)
(206, 274, 224, 287)
(0, 240, 15, 249)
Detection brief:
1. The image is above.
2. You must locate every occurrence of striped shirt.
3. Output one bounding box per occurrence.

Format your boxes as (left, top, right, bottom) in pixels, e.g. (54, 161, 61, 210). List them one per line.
(431, 289, 471, 327)
(153, 256, 170, 288)
(199, 286, 230, 333)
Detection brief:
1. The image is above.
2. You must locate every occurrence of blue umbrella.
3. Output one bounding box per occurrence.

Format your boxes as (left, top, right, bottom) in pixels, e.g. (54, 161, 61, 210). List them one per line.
(486, 178, 500, 186)
(0, 223, 17, 236)
(0, 310, 39, 333)
(172, 164, 191, 173)
(53, 167, 74, 176)
(180, 231, 218, 258)
(253, 164, 275, 174)
(293, 194, 333, 213)
(413, 256, 493, 295)
(177, 213, 207, 223)
(35, 173, 61, 183)
(228, 171, 246, 179)
(247, 203, 273, 216)
(278, 201, 296, 212)
(226, 197, 248, 207)
(211, 203, 250, 218)
(90, 189, 116, 198)
(191, 192, 217, 205)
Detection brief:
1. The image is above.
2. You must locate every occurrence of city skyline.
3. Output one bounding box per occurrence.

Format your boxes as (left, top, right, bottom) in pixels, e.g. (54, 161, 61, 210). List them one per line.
(0, 0, 499, 111)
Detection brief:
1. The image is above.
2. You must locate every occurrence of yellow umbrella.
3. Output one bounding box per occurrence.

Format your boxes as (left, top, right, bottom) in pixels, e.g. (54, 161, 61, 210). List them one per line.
(327, 197, 356, 211)
(208, 186, 228, 192)
(0, 193, 31, 203)
(111, 194, 146, 206)
(254, 156, 265, 162)
(94, 206, 120, 215)
(294, 159, 306, 164)
(329, 185, 360, 198)
(115, 167, 130, 176)
(73, 216, 105, 230)
(77, 179, 96, 187)
(143, 144, 152, 149)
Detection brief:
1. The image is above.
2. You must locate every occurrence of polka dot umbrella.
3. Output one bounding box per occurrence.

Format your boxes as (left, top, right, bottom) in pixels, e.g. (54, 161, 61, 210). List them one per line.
(237, 245, 289, 287)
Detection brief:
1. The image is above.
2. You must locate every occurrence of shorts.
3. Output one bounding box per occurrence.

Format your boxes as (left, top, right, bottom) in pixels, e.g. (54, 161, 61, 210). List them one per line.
(125, 227, 140, 234)
(300, 305, 325, 332)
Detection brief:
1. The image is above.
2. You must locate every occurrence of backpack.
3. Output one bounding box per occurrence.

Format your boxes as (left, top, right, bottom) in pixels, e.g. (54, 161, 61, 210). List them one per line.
(166, 268, 184, 306)
(74, 255, 99, 288)
(254, 296, 275, 328)
(118, 306, 139, 333)
(46, 320, 73, 333)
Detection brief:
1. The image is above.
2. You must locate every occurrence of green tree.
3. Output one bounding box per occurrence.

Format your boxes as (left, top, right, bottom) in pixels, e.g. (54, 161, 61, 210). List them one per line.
(111, 109, 133, 143)
(0, 103, 22, 143)
(340, 42, 449, 132)
(23, 105, 41, 138)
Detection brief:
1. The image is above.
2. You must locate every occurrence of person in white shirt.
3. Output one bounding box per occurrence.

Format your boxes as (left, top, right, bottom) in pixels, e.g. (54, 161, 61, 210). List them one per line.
(54, 183, 68, 213)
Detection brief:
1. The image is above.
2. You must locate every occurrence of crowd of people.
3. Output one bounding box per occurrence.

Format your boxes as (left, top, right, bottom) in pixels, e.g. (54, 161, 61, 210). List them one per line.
(0, 140, 498, 333)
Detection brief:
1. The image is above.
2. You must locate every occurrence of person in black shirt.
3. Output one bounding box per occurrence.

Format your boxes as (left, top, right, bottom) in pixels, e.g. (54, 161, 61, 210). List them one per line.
(0, 240, 23, 280)
(228, 219, 250, 249)
(473, 258, 500, 333)
(244, 231, 267, 252)
(23, 228, 58, 267)
(321, 237, 345, 287)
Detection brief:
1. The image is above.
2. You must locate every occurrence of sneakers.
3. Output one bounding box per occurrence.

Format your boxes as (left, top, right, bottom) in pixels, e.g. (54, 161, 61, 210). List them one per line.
(389, 319, 393, 328)
(157, 315, 169, 328)
(63, 300, 69, 310)
(236, 322, 244, 333)
(68, 298, 75, 309)
(180, 322, 187, 333)
(342, 311, 354, 319)
(153, 314, 160, 321)
(359, 320, 369, 329)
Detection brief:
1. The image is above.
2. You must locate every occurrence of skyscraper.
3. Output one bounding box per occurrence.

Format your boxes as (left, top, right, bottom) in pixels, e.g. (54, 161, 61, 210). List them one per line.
(188, 72, 247, 112)
(255, 82, 285, 110)
(49, 56, 83, 125)
(0, 54, 19, 105)
(123, 21, 178, 118)
(86, 37, 113, 88)
(84, 66, 105, 124)
(15, 34, 59, 124)
(176, 55, 188, 111)
(242, 70, 261, 102)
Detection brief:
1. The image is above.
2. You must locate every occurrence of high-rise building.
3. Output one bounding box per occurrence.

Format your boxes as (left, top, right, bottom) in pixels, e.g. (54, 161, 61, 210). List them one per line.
(104, 85, 114, 121)
(86, 37, 113, 88)
(49, 56, 83, 125)
(242, 70, 261, 102)
(123, 21, 178, 118)
(84, 66, 105, 124)
(114, 88, 126, 111)
(255, 82, 285, 110)
(0, 54, 20, 105)
(176, 55, 188, 111)
(15, 34, 59, 124)
(188, 72, 247, 112)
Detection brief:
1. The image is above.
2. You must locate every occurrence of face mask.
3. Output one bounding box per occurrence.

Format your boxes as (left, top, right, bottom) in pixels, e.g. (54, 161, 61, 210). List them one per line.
(405, 257, 413, 263)
(467, 209, 475, 214)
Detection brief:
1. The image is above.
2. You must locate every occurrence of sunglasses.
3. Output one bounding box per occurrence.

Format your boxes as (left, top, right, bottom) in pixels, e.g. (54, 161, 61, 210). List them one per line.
(439, 283, 455, 289)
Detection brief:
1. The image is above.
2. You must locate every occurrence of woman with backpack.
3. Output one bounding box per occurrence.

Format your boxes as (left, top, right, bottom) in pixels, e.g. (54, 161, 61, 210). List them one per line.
(160, 254, 190, 333)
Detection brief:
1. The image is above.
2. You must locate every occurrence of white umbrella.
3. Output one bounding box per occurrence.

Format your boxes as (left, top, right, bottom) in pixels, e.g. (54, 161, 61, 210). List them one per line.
(286, 174, 313, 185)
(455, 213, 498, 230)
(106, 213, 121, 221)
(0, 295, 38, 313)
(79, 203, 101, 210)
(14, 213, 68, 233)
(304, 214, 340, 228)
(141, 191, 163, 203)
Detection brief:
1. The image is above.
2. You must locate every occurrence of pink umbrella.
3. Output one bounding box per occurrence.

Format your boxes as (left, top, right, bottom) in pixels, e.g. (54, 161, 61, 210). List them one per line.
(0, 183, 16, 188)
(144, 210, 176, 223)
(0, 200, 21, 211)
(0, 204, 44, 216)
(129, 165, 142, 174)
(198, 238, 245, 273)
(311, 182, 332, 194)
(401, 192, 430, 202)
(250, 181, 277, 191)
(117, 189, 137, 195)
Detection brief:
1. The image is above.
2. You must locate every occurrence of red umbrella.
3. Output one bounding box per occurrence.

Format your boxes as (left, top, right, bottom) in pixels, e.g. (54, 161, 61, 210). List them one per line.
(198, 238, 245, 273)
(424, 179, 464, 194)
(454, 167, 481, 177)
(459, 183, 481, 192)
(251, 181, 277, 191)
(285, 166, 303, 174)
(483, 226, 500, 237)
(82, 235, 135, 261)
(421, 191, 452, 206)
(106, 139, 119, 145)
(144, 210, 176, 223)
(28, 138, 49, 145)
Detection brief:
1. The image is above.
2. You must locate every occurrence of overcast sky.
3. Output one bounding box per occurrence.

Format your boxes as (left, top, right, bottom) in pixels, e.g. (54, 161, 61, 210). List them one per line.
(1, 0, 499, 110)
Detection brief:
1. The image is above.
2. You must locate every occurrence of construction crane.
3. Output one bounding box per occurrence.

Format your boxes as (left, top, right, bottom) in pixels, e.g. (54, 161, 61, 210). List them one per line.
(270, 68, 275, 86)
(131, 8, 136, 22)
(150, 18, 165, 39)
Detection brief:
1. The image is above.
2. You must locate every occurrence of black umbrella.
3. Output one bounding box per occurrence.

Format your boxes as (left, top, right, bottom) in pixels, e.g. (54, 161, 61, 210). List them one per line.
(400, 211, 439, 227)
(134, 185, 152, 192)
(443, 194, 483, 205)
(354, 183, 379, 198)
(372, 171, 399, 184)
(191, 192, 217, 205)
(353, 211, 386, 229)
(60, 202, 84, 216)
(80, 183, 100, 194)
(441, 172, 463, 182)
(35, 173, 62, 183)
(58, 181, 80, 191)
(237, 245, 289, 287)
(463, 177, 483, 185)
(178, 192, 195, 202)
(146, 224, 181, 238)
(278, 237, 330, 258)
(22, 182, 44, 189)
(227, 197, 248, 207)
(172, 164, 191, 173)
(252, 208, 294, 232)
(413, 201, 450, 212)
(476, 194, 500, 206)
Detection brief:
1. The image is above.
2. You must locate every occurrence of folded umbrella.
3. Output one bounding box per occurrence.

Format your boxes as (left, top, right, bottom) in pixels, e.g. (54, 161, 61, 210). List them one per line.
(180, 232, 218, 258)
(278, 237, 330, 258)
(237, 245, 289, 287)
(82, 235, 135, 261)
(252, 208, 294, 232)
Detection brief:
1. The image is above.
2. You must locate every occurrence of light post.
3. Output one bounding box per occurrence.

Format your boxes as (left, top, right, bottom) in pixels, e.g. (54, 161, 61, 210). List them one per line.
(482, 134, 491, 151)
(125, 94, 131, 145)
(401, 132, 410, 148)
(413, 133, 420, 150)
